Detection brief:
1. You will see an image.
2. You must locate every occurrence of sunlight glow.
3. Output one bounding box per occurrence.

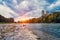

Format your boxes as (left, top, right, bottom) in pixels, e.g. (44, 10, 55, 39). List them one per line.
(20, 18, 28, 23)
(21, 19, 27, 21)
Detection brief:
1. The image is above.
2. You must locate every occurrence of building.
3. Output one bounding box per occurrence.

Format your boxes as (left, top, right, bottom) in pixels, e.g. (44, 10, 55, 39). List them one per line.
(42, 10, 48, 17)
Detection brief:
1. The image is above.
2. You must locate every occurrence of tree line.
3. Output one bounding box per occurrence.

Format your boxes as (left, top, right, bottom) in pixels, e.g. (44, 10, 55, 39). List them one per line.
(0, 15, 14, 23)
(20, 12, 60, 23)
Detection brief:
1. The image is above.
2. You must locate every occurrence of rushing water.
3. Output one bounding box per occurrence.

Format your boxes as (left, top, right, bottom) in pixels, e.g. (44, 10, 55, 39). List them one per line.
(0, 23, 60, 40)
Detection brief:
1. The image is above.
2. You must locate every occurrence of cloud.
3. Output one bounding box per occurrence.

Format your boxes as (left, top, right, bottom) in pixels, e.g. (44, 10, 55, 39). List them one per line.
(0, 4, 19, 18)
(48, 0, 60, 10)
(0, 0, 49, 18)
(22, 8, 42, 18)
(13, 0, 17, 4)
(19, 0, 49, 17)
(0, 0, 60, 21)
(19, 1, 29, 9)
(15, 0, 50, 21)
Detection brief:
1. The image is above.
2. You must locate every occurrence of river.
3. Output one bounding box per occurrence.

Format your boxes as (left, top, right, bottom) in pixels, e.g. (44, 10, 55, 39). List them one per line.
(0, 23, 60, 40)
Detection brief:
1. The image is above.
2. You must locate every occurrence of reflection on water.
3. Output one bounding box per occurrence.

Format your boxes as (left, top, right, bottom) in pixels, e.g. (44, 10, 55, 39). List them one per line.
(40, 24, 60, 38)
(26, 23, 60, 40)
(0, 23, 60, 40)
(0, 24, 38, 40)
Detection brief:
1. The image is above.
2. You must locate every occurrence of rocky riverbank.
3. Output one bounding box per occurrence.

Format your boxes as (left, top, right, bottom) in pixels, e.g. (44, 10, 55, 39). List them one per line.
(0, 24, 38, 40)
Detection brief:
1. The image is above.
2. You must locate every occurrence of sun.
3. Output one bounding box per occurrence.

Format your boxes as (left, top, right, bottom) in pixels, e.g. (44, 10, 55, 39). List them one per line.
(20, 19, 28, 23)
(21, 19, 26, 21)
(21, 19, 27, 22)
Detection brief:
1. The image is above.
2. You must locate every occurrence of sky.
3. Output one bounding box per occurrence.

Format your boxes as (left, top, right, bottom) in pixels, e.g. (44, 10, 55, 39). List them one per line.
(0, 0, 60, 21)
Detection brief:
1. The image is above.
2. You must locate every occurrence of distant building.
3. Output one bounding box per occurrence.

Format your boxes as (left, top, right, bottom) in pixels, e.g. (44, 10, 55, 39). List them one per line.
(42, 10, 48, 17)
(42, 10, 45, 15)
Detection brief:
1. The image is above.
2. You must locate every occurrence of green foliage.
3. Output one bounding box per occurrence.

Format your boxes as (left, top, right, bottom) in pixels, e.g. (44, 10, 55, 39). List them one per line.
(24, 12, 60, 23)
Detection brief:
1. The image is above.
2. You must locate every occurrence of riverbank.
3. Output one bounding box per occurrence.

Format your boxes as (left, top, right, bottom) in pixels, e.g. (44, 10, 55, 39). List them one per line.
(0, 24, 39, 40)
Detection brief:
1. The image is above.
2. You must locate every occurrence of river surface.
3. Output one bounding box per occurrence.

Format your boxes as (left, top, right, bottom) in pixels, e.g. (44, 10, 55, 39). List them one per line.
(0, 23, 60, 40)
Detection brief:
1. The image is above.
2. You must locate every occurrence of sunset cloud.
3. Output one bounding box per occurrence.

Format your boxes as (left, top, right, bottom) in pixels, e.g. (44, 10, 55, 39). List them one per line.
(0, 0, 60, 21)
(0, 4, 19, 18)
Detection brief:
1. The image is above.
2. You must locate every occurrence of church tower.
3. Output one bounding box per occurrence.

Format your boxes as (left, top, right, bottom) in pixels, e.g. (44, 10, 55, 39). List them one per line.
(42, 10, 45, 15)
(41, 10, 48, 17)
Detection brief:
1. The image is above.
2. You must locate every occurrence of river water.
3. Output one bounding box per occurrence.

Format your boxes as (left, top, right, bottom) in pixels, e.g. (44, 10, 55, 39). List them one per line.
(0, 23, 60, 40)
